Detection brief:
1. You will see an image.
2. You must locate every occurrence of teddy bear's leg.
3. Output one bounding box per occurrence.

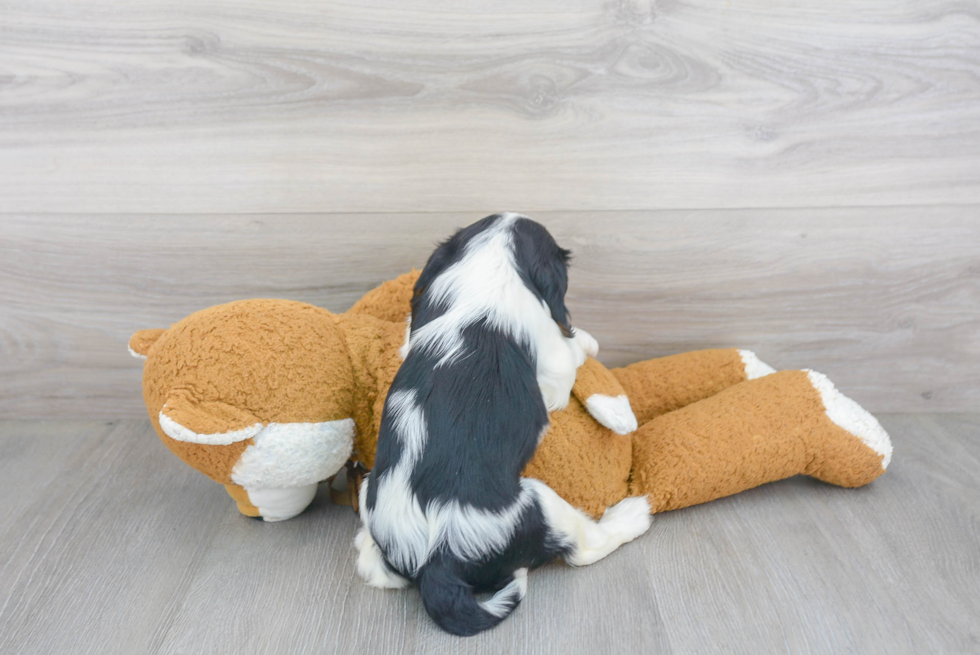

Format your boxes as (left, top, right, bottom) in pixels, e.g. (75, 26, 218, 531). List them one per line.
(224, 483, 261, 518)
(612, 348, 776, 424)
(224, 482, 319, 521)
(228, 484, 320, 522)
(629, 370, 892, 514)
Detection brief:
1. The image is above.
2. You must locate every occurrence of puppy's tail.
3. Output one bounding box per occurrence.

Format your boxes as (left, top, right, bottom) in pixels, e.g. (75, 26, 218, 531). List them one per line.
(418, 561, 527, 637)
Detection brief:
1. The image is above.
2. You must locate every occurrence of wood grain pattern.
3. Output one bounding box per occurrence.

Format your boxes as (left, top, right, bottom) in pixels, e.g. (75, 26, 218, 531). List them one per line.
(0, 420, 229, 655)
(1, 0, 978, 213)
(0, 416, 977, 653)
(2, 209, 977, 418)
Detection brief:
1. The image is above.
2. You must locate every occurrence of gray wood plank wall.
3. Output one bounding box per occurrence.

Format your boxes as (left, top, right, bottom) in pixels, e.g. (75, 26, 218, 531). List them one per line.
(2, 1, 978, 418)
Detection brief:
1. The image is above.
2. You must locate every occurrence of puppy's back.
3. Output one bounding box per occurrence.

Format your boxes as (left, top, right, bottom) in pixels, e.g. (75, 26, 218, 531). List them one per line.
(363, 213, 581, 635)
(387, 321, 547, 509)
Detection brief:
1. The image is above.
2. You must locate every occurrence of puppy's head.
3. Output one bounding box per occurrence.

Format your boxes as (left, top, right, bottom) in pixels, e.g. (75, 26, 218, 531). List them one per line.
(411, 213, 574, 335)
(509, 216, 573, 337)
(410, 214, 501, 318)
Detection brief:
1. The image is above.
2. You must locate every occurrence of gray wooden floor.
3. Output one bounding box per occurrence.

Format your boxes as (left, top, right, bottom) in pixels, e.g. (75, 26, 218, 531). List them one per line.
(1, 415, 977, 654)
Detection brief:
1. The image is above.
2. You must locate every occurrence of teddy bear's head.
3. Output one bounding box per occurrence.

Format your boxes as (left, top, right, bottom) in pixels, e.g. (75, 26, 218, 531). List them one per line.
(132, 299, 357, 488)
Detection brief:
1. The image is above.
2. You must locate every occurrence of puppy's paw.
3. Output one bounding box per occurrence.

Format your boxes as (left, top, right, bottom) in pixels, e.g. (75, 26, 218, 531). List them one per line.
(584, 394, 638, 435)
(600, 496, 652, 544)
(354, 526, 410, 589)
(538, 379, 572, 412)
(572, 328, 599, 358)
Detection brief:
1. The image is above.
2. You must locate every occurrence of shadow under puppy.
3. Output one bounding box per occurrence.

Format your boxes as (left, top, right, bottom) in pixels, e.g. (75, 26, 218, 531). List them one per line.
(355, 213, 652, 636)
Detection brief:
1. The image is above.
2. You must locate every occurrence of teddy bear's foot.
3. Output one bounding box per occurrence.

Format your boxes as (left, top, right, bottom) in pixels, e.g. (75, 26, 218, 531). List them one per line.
(629, 369, 892, 514)
(802, 370, 892, 486)
(224, 483, 261, 518)
(224, 482, 318, 522)
(738, 349, 777, 379)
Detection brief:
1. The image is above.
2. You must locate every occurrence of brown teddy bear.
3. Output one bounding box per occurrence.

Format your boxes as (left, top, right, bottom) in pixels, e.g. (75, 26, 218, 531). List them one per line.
(129, 271, 892, 522)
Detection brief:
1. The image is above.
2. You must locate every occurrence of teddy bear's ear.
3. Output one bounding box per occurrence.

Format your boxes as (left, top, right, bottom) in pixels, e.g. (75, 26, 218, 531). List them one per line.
(159, 389, 264, 446)
(128, 328, 167, 360)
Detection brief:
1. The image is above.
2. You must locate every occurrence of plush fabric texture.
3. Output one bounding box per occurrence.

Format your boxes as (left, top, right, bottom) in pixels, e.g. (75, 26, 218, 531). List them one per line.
(224, 483, 260, 517)
(630, 370, 887, 513)
(522, 398, 632, 518)
(347, 270, 419, 323)
(333, 313, 408, 470)
(135, 299, 355, 484)
(572, 357, 629, 400)
(612, 348, 749, 424)
(133, 271, 891, 520)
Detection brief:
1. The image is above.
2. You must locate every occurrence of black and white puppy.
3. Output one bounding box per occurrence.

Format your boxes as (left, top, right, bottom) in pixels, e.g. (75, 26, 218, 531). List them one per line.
(355, 213, 651, 637)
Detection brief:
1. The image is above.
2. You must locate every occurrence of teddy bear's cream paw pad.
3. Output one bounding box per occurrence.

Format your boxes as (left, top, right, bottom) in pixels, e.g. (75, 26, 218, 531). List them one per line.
(355, 527, 410, 589)
(584, 394, 639, 435)
(246, 485, 318, 522)
(739, 349, 777, 379)
(806, 370, 893, 469)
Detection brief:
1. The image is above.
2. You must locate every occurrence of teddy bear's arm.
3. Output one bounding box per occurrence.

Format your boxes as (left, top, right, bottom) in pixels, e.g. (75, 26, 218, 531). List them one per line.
(571, 357, 639, 435)
(346, 270, 421, 324)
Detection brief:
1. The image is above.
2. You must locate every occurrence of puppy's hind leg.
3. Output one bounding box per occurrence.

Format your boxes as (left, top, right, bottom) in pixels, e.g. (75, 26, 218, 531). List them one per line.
(523, 479, 652, 567)
(354, 526, 410, 589)
(354, 476, 410, 589)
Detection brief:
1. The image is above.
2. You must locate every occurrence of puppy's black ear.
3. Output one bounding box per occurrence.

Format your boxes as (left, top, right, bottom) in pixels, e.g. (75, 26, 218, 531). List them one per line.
(511, 218, 574, 337)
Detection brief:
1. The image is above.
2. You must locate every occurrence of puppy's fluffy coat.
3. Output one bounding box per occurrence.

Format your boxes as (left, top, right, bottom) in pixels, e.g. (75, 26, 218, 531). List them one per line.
(355, 214, 651, 636)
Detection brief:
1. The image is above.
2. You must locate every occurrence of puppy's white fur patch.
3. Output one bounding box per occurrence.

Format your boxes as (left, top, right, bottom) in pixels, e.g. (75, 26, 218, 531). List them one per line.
(355, 525, 410, 589)
(406, 213, 588, 411)
(572, 328, 599, 358)
(428, 486, 538, 563)
(398, 313, 412, 360)
(527, 479, 652, 567)
(361, 391, 431, 574)
(481, 568, 528, 617)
